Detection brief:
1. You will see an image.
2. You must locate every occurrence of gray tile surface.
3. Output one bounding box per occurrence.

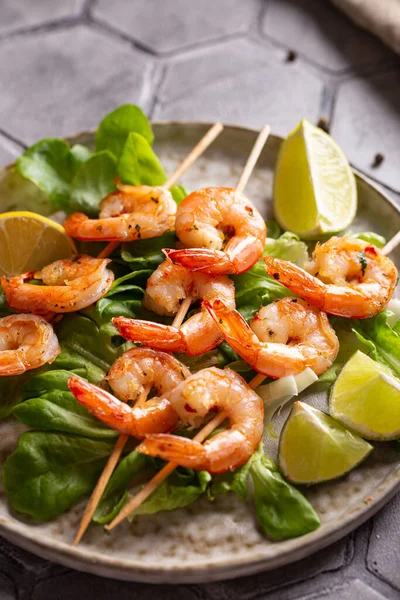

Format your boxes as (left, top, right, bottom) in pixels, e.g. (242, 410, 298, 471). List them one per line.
(260, 0, 393, 73)
(155, 39, 323, 134)
(0, 0, 399, 598)
(0, 0, 84, 36)
(92, 0, 261, 55)
(0, 25, 157, 145)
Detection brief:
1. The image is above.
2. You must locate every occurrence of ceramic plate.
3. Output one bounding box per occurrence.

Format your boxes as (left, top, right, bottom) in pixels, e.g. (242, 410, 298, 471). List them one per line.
(0, 123, 399, 584)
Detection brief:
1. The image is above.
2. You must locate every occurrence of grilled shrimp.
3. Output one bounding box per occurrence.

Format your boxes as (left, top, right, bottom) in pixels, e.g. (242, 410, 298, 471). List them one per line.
(138, 367, 264, 473)
(68, 348, 190, 437)
(64, 185, 176, 242)
(1, 255, 114, 314)
(206, 297, 339, 378)
(166, 187, 266, 275)
(264, 237, 397, 319)
(113, 259, 235, 355)
(0, 314, 60, 376)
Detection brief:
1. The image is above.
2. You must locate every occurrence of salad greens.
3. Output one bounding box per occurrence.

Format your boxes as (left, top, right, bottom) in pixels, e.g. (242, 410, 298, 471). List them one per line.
(2, 103, 399, 543)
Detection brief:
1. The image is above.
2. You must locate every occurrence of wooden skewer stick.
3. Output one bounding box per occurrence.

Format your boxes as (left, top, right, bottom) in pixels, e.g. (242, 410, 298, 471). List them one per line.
(106, 126, 272, 532)
(97, 123, 224, 260)
(236, 125, 271, 194)
(72, 385, 150, 546)
(72, 291, 194, 545)
(382, 231, 400, 256)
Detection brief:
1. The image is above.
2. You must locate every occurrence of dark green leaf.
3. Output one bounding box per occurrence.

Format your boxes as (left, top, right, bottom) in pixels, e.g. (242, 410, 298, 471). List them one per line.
(2, 431, 114, 520)
(69, 151, 116, 217)
(120, 231, 177, 271)
(13, 390, 118, 440)
(96, 104, 153, 158)
(93, 449, 147, 524)
(117, 133, 166, 186)
(250, 452, 320, 539)
(232, 260, 293, 310)
(17, 139, 79, 210)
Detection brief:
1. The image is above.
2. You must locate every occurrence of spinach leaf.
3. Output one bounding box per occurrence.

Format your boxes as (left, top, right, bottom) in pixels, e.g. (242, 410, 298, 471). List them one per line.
(13, 372, 118, 440)
(17, 139, 80, 210)
(250, 451, 320, 539)
(0, 373, 32, 418)
(2, 431, 114, 520)
(96, 104, 154, 157)
(96, 270, 151, 321)
(69, 150, 116, 216)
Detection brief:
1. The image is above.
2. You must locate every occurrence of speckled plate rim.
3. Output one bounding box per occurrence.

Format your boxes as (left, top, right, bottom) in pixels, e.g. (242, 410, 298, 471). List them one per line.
(0, 122, 399, 584)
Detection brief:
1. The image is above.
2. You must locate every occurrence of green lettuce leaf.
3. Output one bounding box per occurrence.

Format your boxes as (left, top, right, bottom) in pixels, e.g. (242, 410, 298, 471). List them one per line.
(120, 231, 177, 272)
(17, 139, 81, 210)
(346, 230, 386, 249)
(13, 371, 118, 440)
(118, 132, 166, 186)
(2, 431, 114, 520)
(264, 232, 309, 267)
(209, 445, 319, 539)
(69, 150, 117, 217)
(250, 451, 320, 539)
(352, 311, 400, 378)
(96, 104, 154, 157)
(93, 450, 211, 524)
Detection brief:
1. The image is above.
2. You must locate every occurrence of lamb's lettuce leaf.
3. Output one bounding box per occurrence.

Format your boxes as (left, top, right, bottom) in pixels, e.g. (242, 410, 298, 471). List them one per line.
(209, 445, 319, 539)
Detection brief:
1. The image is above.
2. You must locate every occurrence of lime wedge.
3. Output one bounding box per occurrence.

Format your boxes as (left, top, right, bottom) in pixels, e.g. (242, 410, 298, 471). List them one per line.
(279, 401, 372, 484)
(330, 350, 400, 440)
(274, 119, 357, 239)
(0, 211, 75, 276)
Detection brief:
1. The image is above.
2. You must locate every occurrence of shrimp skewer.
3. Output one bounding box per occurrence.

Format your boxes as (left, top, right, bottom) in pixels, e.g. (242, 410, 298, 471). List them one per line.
(68, 349, 190, 437)
(206, 297, 339, 378)
(0, 314, 60, 376)
(264, 237, 397, 319)
(1, 255, 114, 314)
(64, 186, 177, 242)
(165, 125, 270, 276)
(166, 187, 266, 275)
(138, 367, 264, 473)
(113, 259, 235, 355)
(64, 122, 224, 253)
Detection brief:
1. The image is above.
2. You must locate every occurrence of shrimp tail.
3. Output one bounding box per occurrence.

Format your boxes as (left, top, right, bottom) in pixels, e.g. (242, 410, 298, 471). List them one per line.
(165, 237, 262, 275)
(112, 317, 188, 353)
(138, 434, 207, 469)
(263, 256, 326, 308)
(68, 376, 138, 436)
(205, 299, 264, 369)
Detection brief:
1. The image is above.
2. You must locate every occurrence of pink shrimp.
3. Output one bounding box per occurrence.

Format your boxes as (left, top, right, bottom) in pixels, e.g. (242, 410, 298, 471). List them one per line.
(138, 367, 264, 473)
(63, 185, 176, 242)
(112, 259, 235, 355)
(68, 349, 190, 438)
(206, 297, 339, 378)
(1, 255, 113, 314)
(264, 237, 397, 319)
(166, 187, 266, 275)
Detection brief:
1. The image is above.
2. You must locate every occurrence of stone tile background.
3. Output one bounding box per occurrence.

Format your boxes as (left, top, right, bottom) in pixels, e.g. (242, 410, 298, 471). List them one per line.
(0, 0, 399, 597)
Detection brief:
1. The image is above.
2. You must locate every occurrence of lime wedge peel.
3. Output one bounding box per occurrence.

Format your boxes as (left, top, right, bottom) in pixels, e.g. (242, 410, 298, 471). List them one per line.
(330, 350, 400, 440)
(279, 401, 373, 485)
(274, 119, 357, 239)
